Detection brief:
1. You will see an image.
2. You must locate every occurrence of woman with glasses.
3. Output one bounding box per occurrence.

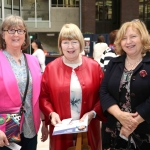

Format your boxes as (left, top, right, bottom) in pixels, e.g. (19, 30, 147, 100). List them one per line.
(0, 15, 48, 150)
(100, 20, 150, 150)
(39, 23, 106, 150)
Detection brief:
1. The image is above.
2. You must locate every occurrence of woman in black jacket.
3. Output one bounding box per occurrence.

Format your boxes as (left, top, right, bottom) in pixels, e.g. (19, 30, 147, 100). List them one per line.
(100, 20, 150, 150)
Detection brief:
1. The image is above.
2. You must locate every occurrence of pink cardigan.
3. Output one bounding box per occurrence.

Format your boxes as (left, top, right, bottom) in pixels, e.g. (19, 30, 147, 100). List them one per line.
(0, 50, 41, 133)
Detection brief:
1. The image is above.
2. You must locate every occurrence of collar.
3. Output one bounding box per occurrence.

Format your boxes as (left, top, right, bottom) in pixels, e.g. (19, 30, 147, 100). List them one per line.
(59, 56, 87, 71)
(3, 50, 24, 65)
(142, 52, 150, 62)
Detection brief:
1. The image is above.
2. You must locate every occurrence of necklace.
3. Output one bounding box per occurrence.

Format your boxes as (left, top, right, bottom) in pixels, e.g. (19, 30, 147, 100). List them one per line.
(126, 58, 142, 69)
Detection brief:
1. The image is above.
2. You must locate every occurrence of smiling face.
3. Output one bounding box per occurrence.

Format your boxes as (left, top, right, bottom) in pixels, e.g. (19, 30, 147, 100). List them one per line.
(2, 26, 26, 51)
(58, 24, 85, 61)
(121, 27, 143, 57)
(61, 39, 81, 63)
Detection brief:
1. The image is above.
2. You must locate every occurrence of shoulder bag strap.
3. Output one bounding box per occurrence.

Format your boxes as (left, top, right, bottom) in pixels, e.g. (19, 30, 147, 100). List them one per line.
(20, 53, 29, 115)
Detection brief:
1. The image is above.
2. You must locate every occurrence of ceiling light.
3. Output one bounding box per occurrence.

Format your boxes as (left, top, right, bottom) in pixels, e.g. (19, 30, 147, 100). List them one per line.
(47, 33, 55, 36)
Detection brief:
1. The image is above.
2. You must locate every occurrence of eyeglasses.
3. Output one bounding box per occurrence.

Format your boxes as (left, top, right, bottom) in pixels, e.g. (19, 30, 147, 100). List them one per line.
(3, 29, 26, 34)
(61, 40, 79, 47)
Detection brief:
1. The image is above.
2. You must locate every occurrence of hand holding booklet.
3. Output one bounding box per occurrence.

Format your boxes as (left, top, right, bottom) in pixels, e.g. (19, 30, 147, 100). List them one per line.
(52, 115, 88, 135)
(6, 143, 21, 150)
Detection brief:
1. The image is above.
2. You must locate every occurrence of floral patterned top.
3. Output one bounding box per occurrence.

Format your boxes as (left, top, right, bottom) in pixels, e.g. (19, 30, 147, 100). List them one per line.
(117, 69, 133, 130)
(106, 68, 150, 144)
(3, 51, 36, 138)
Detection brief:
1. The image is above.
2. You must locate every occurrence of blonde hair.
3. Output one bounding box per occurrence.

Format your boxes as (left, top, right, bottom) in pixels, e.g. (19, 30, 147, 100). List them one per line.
(0, 14, 29, 50)
(58, 23, 85, 55)
(115, 20, 150, 56)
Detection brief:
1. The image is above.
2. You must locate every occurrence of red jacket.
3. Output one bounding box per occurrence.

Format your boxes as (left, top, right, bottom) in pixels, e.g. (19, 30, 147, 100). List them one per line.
(39, 56, 106, 150)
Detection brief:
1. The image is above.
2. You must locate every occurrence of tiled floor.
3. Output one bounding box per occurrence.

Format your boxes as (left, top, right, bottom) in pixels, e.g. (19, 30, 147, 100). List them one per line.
(37, 124, 49, 150)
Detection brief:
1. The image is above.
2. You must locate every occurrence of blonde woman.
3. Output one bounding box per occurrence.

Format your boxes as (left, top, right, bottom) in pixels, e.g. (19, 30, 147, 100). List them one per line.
(100, 20, 150, 149)
(39, 23, 106, 150)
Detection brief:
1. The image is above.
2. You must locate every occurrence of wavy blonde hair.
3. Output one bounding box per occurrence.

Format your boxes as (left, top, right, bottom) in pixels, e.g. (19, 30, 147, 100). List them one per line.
(115, 20, 150, 56)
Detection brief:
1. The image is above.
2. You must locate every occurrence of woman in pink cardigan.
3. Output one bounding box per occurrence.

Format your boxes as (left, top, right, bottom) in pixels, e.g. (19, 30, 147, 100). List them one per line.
(0, 15, 48, 150)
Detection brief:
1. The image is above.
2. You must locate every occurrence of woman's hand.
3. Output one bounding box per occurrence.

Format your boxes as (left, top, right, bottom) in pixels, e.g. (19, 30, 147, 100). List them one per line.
(120, 112, 144, 139)
(41, 122, 48, 142)
(120, 125, 135, 139)
(107, 105, 138, 131)
(80, 111, 94, 125)
(49, 112, 62, 126)
(0, 130, 9, 147)
(117, 111, 138, 131)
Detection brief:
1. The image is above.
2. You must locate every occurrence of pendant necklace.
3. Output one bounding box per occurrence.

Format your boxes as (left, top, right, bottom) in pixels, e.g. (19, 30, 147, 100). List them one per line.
(126, 58, 142, 69)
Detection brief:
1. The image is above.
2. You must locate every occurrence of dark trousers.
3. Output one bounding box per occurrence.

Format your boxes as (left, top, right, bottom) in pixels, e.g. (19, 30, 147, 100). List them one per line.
(0, 133, 37, 150)
(102, 122, 111, 149)
(110, 137, 150, 150)
(101, 124, 150, 150)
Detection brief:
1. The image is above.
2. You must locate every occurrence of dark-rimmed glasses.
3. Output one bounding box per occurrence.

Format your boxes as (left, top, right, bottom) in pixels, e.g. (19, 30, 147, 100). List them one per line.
(3, 29, 26, 35)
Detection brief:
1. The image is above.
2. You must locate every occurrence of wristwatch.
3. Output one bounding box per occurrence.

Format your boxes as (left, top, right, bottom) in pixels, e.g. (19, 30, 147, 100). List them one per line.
(91, 110, 96, 118)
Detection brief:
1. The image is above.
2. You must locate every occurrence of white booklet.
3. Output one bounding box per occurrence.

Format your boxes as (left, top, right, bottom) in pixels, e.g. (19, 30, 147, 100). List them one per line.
(6, 143, 21, 150)
(52, 115, 88, 135)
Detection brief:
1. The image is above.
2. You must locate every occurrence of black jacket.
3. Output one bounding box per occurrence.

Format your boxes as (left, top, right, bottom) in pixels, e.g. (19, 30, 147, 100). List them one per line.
(100, 52, 150, 134)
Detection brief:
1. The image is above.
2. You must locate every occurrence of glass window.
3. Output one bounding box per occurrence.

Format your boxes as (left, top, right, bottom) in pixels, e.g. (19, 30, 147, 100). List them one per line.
(139, 0, 143, 19)
(139, 0, 150, 20)
(22, 0, 35, 20)
(52, 0, 79, 7)
(21, 0, 49, 21)
(51, 0, 57, 7)
(4, 0, 12, 17)
(139, 0, 150, 26)
(95, 0, 112, 21)
(13, 0, 20, 16)
(96, 0, 103, 20)
(65, 0, 75, 7)
(51, 0, 63, 7)
(6, 0, 12, 5)
(147, 3, 150, 20)
(37, 0, 49, 20)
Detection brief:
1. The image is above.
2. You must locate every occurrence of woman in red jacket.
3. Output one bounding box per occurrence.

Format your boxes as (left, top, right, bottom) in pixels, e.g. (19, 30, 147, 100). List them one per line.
(39, 23, 106, 150)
